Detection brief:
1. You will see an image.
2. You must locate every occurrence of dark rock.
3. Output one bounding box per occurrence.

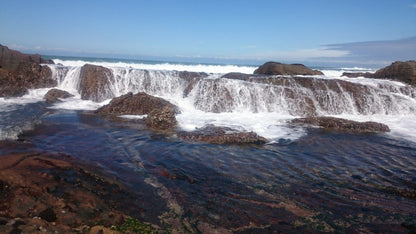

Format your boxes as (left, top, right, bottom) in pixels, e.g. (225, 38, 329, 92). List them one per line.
(43, 89, 74, 104)
(178, 125, 268, 144)
(254, 62, 323, 76)
(372, 60, 416, 86)
(0, 62, 56, 97)
(96, 92, 179, 115)
(342, 72, 374, 78)
(221, 72, 252, 80)
(39, 207, 57, 222)
(291, 116, 390, 133)
(144, 106, 178, 131)
(78, 64, 115, 102)
(96, 92, 180, 131)
(0, 45, 56, 97)
(0, 44, 53, 72)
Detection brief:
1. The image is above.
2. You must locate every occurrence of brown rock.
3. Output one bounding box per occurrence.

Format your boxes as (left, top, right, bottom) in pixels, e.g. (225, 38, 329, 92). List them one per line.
(96, 92, 179, 115)
(43, 89, 74, 104)
(144, 106, 178, 131)
(0, 44, 53, 72)
(291, 116, 390, 133)
(96, 92, 180, 131)
(0, 152, 148, 233)
(178, 125, 268, 144)
(372, 60, 416, 86)
(254, 62, 324, 76)
(79, 64, 115, 102)
(0, 62, 56, 97)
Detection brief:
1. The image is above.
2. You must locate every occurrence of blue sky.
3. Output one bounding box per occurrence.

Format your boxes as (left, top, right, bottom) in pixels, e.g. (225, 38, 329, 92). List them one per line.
(1, 0, 415, 67)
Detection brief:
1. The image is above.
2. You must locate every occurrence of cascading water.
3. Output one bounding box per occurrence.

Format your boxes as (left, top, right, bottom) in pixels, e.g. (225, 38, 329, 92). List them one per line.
(43, 63, 416, 141)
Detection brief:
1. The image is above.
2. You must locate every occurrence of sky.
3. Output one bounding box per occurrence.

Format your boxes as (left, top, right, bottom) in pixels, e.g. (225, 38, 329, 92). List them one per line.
(1, 0, 415, 67)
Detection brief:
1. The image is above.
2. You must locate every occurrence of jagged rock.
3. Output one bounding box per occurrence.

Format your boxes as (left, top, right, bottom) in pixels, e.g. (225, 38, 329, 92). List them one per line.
(96, 92, 179, 130)
(291, 116, 390, 133)
(79, 64, 115, 102)
(0, 152, 141, 233)
(96, 92, 179, 115)
(178, 125, 268, 144)
(0, 44, 53, 72)
(342, 61, 416, 86)
(0, 45, 55, 97)
(144, 106, 178, 131)
(372, 61, 416, 86)
(43, 89, 74, 104)
(0, 62, 56, 97)
(254, 62, 323, 76)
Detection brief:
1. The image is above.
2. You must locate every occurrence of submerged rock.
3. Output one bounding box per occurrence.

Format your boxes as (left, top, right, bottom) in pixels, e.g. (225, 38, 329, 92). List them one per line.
(254, 62, 323, 76)
(43, 89, 74, 104)
(79, 64, 115, 102)
(178, 125, 268, 144)
(96, 92, 179, 131)
(0, 152, 143, 233)
(291, 116, 390, 133)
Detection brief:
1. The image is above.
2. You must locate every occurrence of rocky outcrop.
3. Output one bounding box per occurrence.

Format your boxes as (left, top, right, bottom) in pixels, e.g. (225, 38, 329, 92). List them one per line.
(254, 62, 323, 76)
(0, 44, 53, 72)
(0, 45, 56, 97)
(178, 125, 268, 144)
(0, 62, 56, 97)
(43, 89, 74, 104)
(0, 152, 147, 233)
(78, 64, 115, 102)
(96, 92, 179, 131)
(372, 61, 416, 86)
(144, 106, 178, 131)
(342, 61, 416, 86)
(291, 116, 390, 133)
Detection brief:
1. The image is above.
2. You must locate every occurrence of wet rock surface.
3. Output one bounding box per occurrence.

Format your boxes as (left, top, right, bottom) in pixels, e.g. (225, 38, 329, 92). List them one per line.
(43, 88, 74, 104)
(0, 45, 56, 97)
(0, 152, 161, 233)
(254, 61, 324, 76)
(96, 92, 180, 131)
(79, 64, 115, 102)
(291, 116, 390, 133)
(178, 125, 268, 144)
(342, 60, 416, 86)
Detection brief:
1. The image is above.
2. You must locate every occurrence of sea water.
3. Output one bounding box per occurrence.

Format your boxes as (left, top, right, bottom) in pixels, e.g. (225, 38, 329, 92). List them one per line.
(1, 56, 415, 232)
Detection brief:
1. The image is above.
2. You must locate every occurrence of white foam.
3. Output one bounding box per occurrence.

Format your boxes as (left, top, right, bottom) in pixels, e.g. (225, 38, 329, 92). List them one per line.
(53, 59, 257, 74)
(176, 110, 305, 141)
(118, 114, 148, 119)
(330, 114, 416, 143)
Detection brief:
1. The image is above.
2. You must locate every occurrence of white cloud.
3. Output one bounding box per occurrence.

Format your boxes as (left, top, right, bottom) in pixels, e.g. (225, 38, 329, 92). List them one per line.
(412, 3, 416, 8)
(243, 47, 350, 61)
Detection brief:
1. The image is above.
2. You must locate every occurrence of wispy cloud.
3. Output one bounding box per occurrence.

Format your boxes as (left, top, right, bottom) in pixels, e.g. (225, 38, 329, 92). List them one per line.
(411, 3, 416, 8)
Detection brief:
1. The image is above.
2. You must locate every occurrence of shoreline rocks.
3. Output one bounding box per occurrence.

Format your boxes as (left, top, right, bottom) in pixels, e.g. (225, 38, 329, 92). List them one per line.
(342, 60, 416, 86)
(43, 89, 74, 104)
(0, 152, 145, 233)
(79, 64, 115, 102)
(0, 45, 56, 97)
(178, 125, 268, 144)
(291, 116, 390, 133)
(96, 92, 180, 131)
(254, 62, 324, 76)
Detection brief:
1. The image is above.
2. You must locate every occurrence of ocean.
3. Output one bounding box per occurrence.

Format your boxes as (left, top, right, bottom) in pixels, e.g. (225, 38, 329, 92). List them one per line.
(1, 56, 415, 232)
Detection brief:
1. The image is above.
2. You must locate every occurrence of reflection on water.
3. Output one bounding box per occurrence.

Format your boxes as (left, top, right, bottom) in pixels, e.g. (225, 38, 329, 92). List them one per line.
(14, 111, 416, 232)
